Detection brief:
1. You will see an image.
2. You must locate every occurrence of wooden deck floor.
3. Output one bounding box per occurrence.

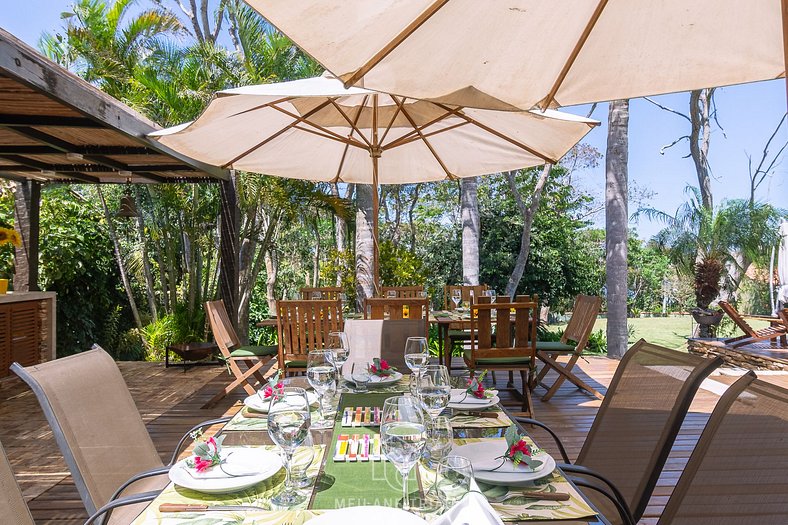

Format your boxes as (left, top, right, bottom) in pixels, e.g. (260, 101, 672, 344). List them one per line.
(1, 355, 786, 525)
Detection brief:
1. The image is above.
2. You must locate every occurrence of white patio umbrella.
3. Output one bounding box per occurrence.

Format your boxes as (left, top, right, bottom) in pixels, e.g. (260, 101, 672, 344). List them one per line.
(150, 75, 597, 291)
(247, 0, 785, 110)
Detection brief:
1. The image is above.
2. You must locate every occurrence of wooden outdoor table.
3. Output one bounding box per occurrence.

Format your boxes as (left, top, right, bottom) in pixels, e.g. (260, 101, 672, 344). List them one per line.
(143, 375, 607, 525)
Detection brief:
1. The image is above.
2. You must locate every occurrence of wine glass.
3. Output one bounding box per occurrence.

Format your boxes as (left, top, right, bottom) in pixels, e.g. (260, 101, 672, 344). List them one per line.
(451, 289, 462, 310)
(387, 289, 398, 299)
(267, 387, 311, 507)
(423, 416, 453, 469)
(289, 431, 317, 488)
(306, 350, 336, 429)
(311, 291, 323, 300)
(350, 361, 371, 392)
(404, 336, 429, 375)
(483, 289, 497, 303)
(436, 456, 473, 507)
(416, 365, 452, 419)
(327, 331, 350, 374)
(381, 396, 427, 511)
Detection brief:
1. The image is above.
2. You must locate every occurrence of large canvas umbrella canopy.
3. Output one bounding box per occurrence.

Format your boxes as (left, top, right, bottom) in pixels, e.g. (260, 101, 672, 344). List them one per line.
(150, 75, 597, 290)
(246, 0, 785, 110)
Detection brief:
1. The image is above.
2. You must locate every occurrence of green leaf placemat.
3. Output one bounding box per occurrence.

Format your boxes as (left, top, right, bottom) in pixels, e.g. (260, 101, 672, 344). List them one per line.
(224, 407, 324, 432)
(131, 445, 325, 525)
(452, 438, 596, 521)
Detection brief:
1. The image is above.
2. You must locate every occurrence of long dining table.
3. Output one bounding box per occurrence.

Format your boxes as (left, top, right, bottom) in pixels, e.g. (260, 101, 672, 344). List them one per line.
(129, 375, 608, 525)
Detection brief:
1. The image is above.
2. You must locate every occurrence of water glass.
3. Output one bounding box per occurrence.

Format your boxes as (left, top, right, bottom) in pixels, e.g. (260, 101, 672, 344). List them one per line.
(381, 396, 427, 511)
(451, 289, 462, 309)
(483, 289, 497, 303)
(436, 456, 473, 507)
(423, 416, 453, 468)
(404, 336, 429, 374)
(267, 387, 311, 507)
(311, 291, 323, 300)
(306, 350, 337, 429)
(387, 289, 398, 298)
(289, 432, 317, 488)
(350, 361, 370, 392)
(327, 331, 350, 373)
(416, 364, 452, 419)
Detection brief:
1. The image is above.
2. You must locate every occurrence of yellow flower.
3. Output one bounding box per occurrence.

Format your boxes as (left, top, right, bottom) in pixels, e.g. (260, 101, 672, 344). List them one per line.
(0, 228, 21, 247)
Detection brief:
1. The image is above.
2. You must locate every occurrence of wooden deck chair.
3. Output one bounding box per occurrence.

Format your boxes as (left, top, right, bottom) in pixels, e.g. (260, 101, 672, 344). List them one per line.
(204, 300, 277, 407)
(466, 295, 538, 417)
(720, 301, 787, 348)
(655, 372, 788, 525)
(380, 285, 425, 298)
(10, 347, 230, 525)
(514, 341, 723, 525)
(444, 284, 488, 310)
(276, 299, 343, 376)
(300, 286, 343, 300)
(364, 297, 430, 338)
(537, 294, 603, 401)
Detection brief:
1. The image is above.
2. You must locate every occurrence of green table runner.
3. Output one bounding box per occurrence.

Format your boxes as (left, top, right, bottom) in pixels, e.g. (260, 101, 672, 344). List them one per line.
(311, 392, 420, 509)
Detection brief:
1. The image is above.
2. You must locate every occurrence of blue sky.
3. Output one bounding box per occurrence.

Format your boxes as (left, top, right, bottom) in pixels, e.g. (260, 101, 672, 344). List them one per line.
(2, 1, 786, 239)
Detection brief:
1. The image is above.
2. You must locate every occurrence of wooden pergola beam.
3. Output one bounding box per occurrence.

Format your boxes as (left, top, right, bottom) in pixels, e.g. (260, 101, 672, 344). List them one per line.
(0, 114, 101, 127)
(0, 145, 158, 155)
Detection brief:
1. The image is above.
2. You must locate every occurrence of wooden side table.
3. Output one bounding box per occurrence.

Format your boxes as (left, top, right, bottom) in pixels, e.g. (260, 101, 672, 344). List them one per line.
(165, 342, 220, 369)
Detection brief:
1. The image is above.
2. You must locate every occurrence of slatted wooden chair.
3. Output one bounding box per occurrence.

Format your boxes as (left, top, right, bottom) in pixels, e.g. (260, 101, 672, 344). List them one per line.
(537, 294, 603, 401)
(466, 295, 538, 417)
(204, 300, 277, 407)
(380, 285, 425, 298)
(720, 301, 787, 348)
(276, 299, 343, 376)
(364, 297, 430, 338)
(300, 286, 344, 300)
(444, 284, 488, 310)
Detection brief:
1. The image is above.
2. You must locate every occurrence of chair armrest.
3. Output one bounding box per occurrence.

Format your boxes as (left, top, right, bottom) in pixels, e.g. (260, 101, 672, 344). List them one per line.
(558, 462, 631, 520)
(84, 490, 161, 525)
(512, 416, 570, 463)
(571, 477, 636, 525)
(108, 466, 170, 502)
(169, 416, 233, 466)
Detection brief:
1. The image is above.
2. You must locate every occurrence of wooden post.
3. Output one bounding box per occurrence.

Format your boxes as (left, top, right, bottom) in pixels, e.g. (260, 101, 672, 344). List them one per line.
(13, 180, 40, 291)
(219, 171, 240, 330)
(371, 94, 381, 295)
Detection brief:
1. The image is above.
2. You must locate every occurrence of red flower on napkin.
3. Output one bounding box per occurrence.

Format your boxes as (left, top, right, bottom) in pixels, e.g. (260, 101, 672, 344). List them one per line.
(186, 431, 225, 472)
(262, 382, 283, 398)
(369, 358, 395, 377)
(466, 369, 489, 398)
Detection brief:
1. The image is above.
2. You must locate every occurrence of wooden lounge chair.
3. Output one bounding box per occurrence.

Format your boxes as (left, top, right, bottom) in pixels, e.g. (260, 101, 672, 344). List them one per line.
(515, 340, 723, 525)
(10, 347, 230, 525)
(466, 295, 539, 417)
(276, 299, 343, 376)
(300, 286, 343, 300)
(720, 300, 787, 348)
(536, 294, 603, 401)
(364, 297, 430, 338)
(380, 285, 425, 298)
(204, 299, 277, 407)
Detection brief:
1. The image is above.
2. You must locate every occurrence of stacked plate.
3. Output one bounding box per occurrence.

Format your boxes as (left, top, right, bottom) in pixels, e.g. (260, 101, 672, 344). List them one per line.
(169, 448, 282, 494)
(453, 439, 555, 487)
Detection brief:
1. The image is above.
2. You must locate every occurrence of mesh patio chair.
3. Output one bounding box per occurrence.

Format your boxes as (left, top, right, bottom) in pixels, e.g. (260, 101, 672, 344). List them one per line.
(0, 439, 35, 525)
(364, 297, 430, 338)
(536, 294, 603, 401)
(380, 285, 425, 298)
(720, 301, 787, 348)
(514, 340, 723, 525)
(300, 286, 344, 300)
(344, 318, 428, 372)
(10, 347, 230, 525)
(656, 371, 788, 524)
(205, 299, 277, 407)
(276, 299, 343, 376)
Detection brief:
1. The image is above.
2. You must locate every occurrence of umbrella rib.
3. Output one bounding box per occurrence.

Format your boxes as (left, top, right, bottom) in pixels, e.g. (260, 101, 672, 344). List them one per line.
(378, 96, 404, 145)
(221, 98, 336, 168)
(382, 106, 465, 150)
(540, 0, 610, 110)
(328, 99, 374, 149)
(394, 97, 456, 180)
(292, 124, 368, 148)
(433, 102, 557, 164)
(386, 121, 470, 149)
(343, 0, 452, 88)
(332, 96, 369, 183)
(225, 96, 296, 119)
(267, 103, 366, 149)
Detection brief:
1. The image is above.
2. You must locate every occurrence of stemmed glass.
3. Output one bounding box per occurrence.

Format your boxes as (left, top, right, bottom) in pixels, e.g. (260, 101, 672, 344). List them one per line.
(404, 336, 429, 376)
(436, 456, 474, 507)
(311, 291, 323, 300)
(306, 350, 336, 429)
(416, 364, 452, 419)
(423, 415, 453, 469)
(483, 289, 497, 303)
(387, 290, 398, 299)
(327, 331, 350, 374)
(381, 396, 427, 511)
(267, 387, 311, 507)
(451, 289, 462, 310)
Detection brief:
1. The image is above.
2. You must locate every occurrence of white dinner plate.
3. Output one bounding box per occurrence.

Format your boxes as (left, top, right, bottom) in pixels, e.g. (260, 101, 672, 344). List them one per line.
(307, 505, 428, 525)
(447, 388, 500, 409)
(343, 370, 403, 388)
(169, 447, 282, 494)
(453, 439, 556, 487)
(243, 390, 318, 413)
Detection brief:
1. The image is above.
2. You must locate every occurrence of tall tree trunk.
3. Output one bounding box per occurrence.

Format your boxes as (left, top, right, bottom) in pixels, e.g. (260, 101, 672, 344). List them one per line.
(504, 165, 551, 299)
(97, 188, 143, 330)
(460, 177, 480, 285)
(265, 249, 278, 312)
(605, 100, 630, 359)
(134, 194, 158, 320)
(311, 216, 321, 286)
(408, 184, 421, 253)
(355, 184, 375, 310)
(689, 88, 714, 210)
(13, 181, 40, 292)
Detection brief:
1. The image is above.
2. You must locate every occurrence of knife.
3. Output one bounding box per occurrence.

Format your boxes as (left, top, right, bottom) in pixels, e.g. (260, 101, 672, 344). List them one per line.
(159, 503, 264, 512)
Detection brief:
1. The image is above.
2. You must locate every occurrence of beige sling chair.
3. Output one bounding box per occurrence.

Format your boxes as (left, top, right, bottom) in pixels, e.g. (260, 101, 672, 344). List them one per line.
(0, 439, 35, 525)
(515, 340, 723, 525)
(344, 318, 428, 373)
(11, 347, 230, 524)
(536, 294, 603, 401)
(204, 299, 277, 407)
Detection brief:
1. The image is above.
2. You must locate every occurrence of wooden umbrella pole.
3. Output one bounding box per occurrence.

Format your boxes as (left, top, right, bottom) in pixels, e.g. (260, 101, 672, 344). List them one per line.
(371, 94, 381, 295)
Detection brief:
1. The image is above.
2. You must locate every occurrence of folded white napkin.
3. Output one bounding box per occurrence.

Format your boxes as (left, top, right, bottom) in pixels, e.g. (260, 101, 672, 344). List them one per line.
(472, 457, 544, 474)
(434, 487, 504, 525)
(183, 458, 261, 479)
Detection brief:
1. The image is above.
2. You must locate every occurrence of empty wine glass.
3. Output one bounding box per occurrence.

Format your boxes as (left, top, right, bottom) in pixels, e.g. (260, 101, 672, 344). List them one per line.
(451, 289, 462, 310)
(267, 387, 311, 507)
(404, 337, 429, 375)
(350, 361, 371, 392)
(311, 291, 323, 300)
(289, 431, 317, 488)
(387, 289, 398, 299)
(381, 396, 427, 511)
(423, 416, 453, 469)
(306, 350, 336, 429)
(416, 365, 452, 419)
(483, 289, 497, 303)
(436, 456, 473, 507)
(327, 331, 350, 374)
